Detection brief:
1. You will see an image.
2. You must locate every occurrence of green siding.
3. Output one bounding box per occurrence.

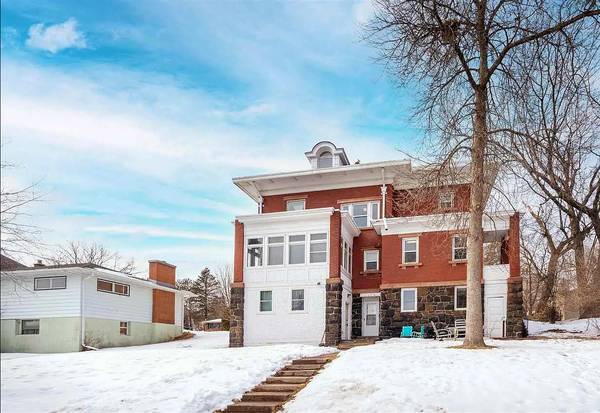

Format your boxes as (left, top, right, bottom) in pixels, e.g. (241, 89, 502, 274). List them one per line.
(1, 318, 81, 353)
(84, 318, 182, 348)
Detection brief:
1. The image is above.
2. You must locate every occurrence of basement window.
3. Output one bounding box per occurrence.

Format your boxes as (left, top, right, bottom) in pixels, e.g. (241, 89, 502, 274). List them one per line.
(119, 321, 129, 336)
(20, 319, 40, 335)
(34, 276, 66, 290)
(401, 288, 417, 312)
(455, 287, 467, 310)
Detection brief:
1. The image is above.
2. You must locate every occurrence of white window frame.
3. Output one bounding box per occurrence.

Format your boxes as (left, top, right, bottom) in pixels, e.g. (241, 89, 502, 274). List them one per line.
(246, 237, 264, 268)
(259, 290, 274, 313)
(119, 321, 130, 336)
(288, 234, 306, 265)
(439, 191, 455, 209)
(267, 235, 285, 266)
(402, 237, 419, 264)
(34, 276, 67, 291)
(452, 235, 467, 261)
(290, 288, 306, 312)
(341, 201, 380, 228)
(286, 199, 306, 211)
(454, 286, 467, 310)
(400, 288, 417, 312)
(341, 239, 352, 273)
(309, 233, 328, 264)
(363, 250, 379, 272)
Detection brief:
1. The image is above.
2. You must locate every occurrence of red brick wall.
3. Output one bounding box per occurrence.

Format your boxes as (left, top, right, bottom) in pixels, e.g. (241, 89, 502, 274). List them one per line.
(152, 289, 175, 324)
(380, 231, 467, 286)
(233, 220, 244, 283)
(508, 213, 521, 278)
(149, 260, 176, 286)
(393, 184, 470, 217)
(329, 211, 341, 278)
(351, 228, 382, 290)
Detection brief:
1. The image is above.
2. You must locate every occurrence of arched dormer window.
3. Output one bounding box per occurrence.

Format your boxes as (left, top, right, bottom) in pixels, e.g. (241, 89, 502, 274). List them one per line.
(317, 151, 333, 168)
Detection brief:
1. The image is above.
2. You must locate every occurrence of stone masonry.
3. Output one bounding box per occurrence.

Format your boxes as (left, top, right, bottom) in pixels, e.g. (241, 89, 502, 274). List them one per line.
(324, 279, 343, 346)
(380, 286, 466, 337)
(351, 294, 362, 338)
(229, 285, 244, 347)
(506, 279, 525, 337)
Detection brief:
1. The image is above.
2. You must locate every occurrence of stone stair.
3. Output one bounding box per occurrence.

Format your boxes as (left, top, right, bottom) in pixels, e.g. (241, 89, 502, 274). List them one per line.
(219, 353, 337, 413)
(337, 337, 379, 350)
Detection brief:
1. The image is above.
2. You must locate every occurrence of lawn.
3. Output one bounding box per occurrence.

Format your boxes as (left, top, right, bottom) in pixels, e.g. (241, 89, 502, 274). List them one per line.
(0, 331, 333, 413)
(283, 337, 600, 413)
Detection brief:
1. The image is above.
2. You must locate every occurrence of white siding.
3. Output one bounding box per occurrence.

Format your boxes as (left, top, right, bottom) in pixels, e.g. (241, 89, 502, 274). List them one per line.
(243, 214, 330, 345)
(175, 293, 183, 327)
(0, 273, 81, 319)
(83, 277, 152, 323)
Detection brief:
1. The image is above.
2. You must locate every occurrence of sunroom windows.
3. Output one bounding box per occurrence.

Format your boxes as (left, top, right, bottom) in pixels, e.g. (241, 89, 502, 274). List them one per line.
(341, 201, 380, 228)
(247, 238, 264, 267)
(246, 233, 328, 268)
(288, 235, 306, 265)
(267, 236, 284, 265)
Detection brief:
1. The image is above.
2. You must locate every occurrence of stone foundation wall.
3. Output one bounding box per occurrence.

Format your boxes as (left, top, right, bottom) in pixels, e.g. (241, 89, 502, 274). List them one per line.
(351, 294, 362, 338)
(229, 285, 244, 347)
(324, 280, 342, 346)
(506, 279, 525, 337)
(380, 286, 467, 338)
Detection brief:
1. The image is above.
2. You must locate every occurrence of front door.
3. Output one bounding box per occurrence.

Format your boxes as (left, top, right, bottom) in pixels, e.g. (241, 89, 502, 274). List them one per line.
(485, 296, 506, 338)
(362, 297, 379, 337)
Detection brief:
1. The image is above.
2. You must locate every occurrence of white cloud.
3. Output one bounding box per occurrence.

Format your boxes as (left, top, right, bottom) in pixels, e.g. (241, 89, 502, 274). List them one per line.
(26, 18, 87, 53)
(84, 225, 230, 242)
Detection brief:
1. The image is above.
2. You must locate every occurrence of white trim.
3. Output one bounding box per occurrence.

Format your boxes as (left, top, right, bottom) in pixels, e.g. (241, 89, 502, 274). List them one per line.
(341, 200, 380, 229)
(237, 207, 334, 224)
(402, 237, 419, 265)
(454, 286, 467, 310)
(363, 250, 379, 271)
(400, 288, 417, 312)
(359, 292, 381, 298)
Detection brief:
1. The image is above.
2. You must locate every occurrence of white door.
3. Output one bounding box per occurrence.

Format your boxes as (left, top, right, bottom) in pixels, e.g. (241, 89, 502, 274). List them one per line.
(485, 296, 505, 338)
(362, 297, 379, 337)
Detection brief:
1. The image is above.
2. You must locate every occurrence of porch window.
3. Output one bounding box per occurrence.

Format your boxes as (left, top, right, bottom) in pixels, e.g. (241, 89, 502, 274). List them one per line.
(260, 290, 273, 312)
(341, 201, 380, 228)
(452, 235, 467, 261)
(267, 236, 284, 266)
(34, 276, 67, 290)
(401, 288, 417, 312)
(455, 286, 467, 310)
(119, 321, 129, 336)
(20, 319, 40, 335)
(402, 238, 419, 264)
(288, 235, 306, 264)
(291, 289, 305, 311)
(309, 233, 327, 263)
(286, 199, 306, 211)
(364, 250, 379, 271)
(247, 238, 263, 267)
(439, 192, 454, 209)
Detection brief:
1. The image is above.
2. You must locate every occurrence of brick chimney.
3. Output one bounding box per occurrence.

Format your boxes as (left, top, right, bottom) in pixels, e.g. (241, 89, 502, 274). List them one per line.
(148, 260, 176, 287)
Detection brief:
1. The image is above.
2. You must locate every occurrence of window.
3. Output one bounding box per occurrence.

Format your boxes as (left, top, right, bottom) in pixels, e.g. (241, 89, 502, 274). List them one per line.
(260, 290, 273, 312)
(439, 192, 454, 209)
(455, 286, 467, 310)
(317, 151, 333, 168)
(341, 240, 352, 273)
(401, 288, 417, 312)
(309, 233, 327, 263)
(364, 250, 379, 271)
(402, 238, 419, 264)
(119, 321, 129, 336)
(247, 237, 263, 267)
(20, 319, 40, 335)
(34, 276, 66, 290)
(291, 289, 305, 311)
(286, 199, 306, 211)
(288, 235, 306, 264)
(97, 279, 130, 296)
(267, 236, 284, 266)
(452, 235, 467, 261)
(341, 201, 380, 228)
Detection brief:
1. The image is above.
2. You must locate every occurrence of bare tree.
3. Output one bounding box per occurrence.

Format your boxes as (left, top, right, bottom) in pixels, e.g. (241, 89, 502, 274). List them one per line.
(45, 241, 136, 274)
(368, 0, 599, 347)
(215, 265, 232, 320)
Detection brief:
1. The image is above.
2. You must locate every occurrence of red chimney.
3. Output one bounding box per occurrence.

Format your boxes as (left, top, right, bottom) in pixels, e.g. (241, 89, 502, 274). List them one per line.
(148, 260, 176, 286)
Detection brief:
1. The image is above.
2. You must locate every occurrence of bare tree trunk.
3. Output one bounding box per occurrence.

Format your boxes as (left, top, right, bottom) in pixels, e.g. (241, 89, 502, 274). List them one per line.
(536, 252, 559, 320)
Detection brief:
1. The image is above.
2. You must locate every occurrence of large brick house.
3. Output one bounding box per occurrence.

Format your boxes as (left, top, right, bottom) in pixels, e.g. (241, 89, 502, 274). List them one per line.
(229, 141, 523, 347)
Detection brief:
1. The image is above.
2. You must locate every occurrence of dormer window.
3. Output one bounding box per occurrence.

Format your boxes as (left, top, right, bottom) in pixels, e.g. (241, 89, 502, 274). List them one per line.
(317, 151, 333, 168)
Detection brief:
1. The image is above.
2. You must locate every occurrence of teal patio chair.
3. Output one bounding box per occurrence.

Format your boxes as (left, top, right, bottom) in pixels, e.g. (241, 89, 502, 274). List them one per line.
(412, 325, 426, 338)
(401, 325, 413, 338)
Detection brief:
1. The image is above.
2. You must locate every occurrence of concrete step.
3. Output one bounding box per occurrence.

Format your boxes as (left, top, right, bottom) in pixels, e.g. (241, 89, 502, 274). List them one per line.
(242, 391, 293, 402)
(285, 363, 325, 370)
(222, 401, 282, 413)
(265, 376, 309, 384)
(254, 383, 303, 392)
(275, 369, 316, 377)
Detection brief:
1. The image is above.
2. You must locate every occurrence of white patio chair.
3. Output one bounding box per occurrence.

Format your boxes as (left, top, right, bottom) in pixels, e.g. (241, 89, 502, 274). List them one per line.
(430, 321, 454, 340)
(454, 319, 467, 338)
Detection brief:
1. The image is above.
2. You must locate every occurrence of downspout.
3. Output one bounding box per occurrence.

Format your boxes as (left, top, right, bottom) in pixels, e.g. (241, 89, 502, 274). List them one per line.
(258, 195, 263, 214)
(80, 272, 95, 350)
(381, 168, 388, 231)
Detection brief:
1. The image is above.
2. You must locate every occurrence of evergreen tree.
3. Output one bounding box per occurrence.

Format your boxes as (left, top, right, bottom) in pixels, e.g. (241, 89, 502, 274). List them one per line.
(193, 267, 220, 321)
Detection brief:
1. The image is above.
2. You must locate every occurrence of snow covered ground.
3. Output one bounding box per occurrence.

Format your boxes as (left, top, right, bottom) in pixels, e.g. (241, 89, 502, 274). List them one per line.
(527, 317, 600, 338)
(284, 338, 600, 413)
(1, 331, 334, 413)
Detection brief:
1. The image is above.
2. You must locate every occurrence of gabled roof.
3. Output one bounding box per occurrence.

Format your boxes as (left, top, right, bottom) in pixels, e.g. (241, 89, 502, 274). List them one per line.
(0, 254, 28, 271)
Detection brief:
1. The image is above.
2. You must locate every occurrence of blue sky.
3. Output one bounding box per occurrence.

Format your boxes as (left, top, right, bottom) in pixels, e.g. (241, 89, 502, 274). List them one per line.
(1, 0, 419, 277)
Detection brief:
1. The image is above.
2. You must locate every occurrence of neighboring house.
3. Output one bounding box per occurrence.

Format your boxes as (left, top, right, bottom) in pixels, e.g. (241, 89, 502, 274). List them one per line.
(230, 141, 523, 347)
(1, 260, 194, 353)
(0, 254, 28, 271)
(201, 318, 228, 331)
